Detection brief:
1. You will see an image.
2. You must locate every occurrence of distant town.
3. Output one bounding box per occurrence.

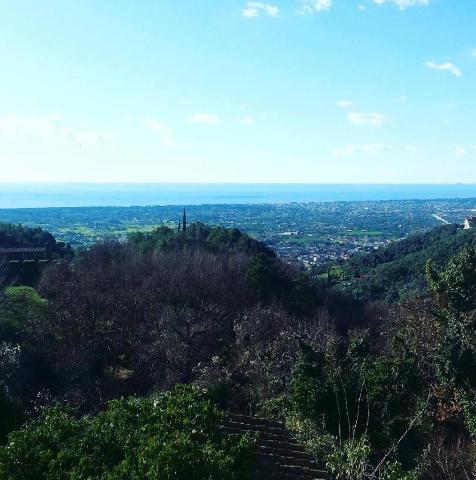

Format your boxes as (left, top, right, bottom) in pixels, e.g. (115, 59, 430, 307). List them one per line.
(1, 198, 475, 268)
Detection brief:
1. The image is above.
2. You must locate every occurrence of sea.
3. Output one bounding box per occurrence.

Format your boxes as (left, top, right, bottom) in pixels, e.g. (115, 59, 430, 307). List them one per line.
(1, 183, 476, 209)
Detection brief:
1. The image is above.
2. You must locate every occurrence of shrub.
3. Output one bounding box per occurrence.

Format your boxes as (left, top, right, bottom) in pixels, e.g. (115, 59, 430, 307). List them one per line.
(0, 385, 257, 480)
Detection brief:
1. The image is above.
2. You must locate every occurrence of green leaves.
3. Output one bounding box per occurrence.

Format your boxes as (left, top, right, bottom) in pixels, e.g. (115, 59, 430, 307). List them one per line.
(426, 246, 476, 315)
(325, 435, 371, 480)
(0, 386, 256, 480)
(0, 287, 47, 342)
(425, 247, 476, 433)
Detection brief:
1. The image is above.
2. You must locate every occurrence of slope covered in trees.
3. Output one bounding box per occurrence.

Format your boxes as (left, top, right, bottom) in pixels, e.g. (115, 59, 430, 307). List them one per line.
(129, 221, 274, 257)
(332, 224, 476, 301)
(1, 222, 476, 479)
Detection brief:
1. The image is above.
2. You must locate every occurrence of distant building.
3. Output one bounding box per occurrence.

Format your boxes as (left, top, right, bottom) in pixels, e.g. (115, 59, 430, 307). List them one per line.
(464, 216, 476, 229)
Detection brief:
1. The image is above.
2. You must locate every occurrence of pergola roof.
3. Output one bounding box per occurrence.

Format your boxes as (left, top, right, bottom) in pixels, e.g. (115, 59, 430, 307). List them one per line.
(0, 247, 47, 254)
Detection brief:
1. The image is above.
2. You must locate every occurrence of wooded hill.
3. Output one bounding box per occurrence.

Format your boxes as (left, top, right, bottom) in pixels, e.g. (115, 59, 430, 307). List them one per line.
(1, 221, 476, 479)
(331, 224, 476, 301)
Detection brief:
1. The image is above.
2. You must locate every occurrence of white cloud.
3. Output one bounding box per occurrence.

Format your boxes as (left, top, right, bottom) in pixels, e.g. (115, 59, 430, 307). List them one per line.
(0, 114, 65, 141)
(472, 48, 476, 58)
(72, 131, 103, 146)
(373, 0, 430, 9)
(180, 98, 195, 106)
(333, 143, 392, 156)
(426, 61, 462, 77)
(358, 4, 366, 10)
(235, 116, 255, 125)
(187, 113, 221, 125)
(406, 144, 421, 154)
(337, 100, 353, 108)
(297, 0, 332, 15)
(456, 146, 468, 156)
(0, 114, 104, 146)
(145, 119, 175, 147)
(456, 145, 476, 156)
(242, 2, 279, 18)
(347, 112, 388, 126)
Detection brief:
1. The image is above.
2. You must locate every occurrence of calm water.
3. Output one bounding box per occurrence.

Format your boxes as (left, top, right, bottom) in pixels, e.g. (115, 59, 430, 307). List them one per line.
(1, 183, 476, 209)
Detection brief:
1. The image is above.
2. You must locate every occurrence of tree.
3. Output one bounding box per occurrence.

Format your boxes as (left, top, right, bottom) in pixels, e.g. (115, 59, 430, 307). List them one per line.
(0, 287, 47, 343)
(0, 385, 257, 480)
(426, 246, 476, 437)
(0, 342, 23, 442)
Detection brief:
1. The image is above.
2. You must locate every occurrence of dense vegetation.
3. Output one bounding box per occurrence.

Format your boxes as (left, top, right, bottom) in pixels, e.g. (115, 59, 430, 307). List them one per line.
(0, 385, 256, 480)
(330, 224, 476, 301)
(1, 221, 476, 479)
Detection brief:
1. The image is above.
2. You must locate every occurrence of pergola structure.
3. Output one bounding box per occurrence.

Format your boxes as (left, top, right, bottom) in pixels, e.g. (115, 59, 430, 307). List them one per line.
(0, 247, 48, 263)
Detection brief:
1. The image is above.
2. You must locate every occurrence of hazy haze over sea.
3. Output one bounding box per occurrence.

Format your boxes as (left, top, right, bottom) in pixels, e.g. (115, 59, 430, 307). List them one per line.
(1, 183, 476, 209)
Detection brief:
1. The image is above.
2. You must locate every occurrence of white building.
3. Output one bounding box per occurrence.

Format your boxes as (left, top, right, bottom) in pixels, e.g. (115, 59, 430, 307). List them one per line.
(464, 216, 476, 229)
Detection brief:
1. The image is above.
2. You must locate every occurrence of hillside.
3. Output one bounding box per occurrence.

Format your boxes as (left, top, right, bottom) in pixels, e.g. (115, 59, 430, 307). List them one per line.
(128, 221, 274, 258)
(332, 224, 476, 301)
(2, 222, 476, 478)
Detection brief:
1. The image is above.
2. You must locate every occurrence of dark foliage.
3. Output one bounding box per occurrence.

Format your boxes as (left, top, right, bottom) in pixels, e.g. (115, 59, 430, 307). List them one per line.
(2, 222, 476, 479)
(129, 222, 273, 257)
(16, 224, 349, 412)
(332, 224, 476, 302)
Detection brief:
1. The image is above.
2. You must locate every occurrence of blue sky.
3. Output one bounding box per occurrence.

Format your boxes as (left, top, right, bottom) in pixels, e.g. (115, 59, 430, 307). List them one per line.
(0, 0, 475, 183)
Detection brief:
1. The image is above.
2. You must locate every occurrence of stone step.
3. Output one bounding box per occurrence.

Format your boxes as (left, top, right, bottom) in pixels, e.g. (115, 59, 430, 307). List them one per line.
(255, 445, 316, 461)
(253, 452, 319, 468)
(224, 421, 289, 435)
(223, 414, 328, 480)
(223, 427, 293, 442)
(259, 439, 308, 451)
(255, 467, 327, 480)
(261, 464, 327, 477)
(228, 414, 285, 429)
(259, 474, 327, 480)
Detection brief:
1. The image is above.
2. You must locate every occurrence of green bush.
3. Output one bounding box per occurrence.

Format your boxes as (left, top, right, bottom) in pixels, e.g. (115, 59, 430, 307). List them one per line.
(0, 287, 47, 342)
(0, 385, 257, 480)
(325, 435, 371, 480)
(289, 335, 430, 475)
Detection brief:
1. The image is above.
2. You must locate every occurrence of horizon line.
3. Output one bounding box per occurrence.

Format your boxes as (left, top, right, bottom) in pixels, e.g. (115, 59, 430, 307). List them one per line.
(1, 182, 476, 186)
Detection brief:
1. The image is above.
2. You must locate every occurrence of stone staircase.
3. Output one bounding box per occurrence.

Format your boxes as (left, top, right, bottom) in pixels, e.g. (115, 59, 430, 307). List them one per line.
(223, 414, 329, 480)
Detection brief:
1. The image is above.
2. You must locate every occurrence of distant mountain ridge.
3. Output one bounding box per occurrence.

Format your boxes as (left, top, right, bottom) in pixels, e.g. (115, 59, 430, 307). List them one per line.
(334, 224, 476, 301)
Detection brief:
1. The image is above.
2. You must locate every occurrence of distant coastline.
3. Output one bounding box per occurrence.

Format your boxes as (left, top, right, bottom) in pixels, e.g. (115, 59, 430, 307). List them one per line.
(1, 183, 476, 209)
